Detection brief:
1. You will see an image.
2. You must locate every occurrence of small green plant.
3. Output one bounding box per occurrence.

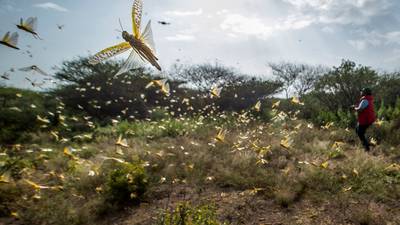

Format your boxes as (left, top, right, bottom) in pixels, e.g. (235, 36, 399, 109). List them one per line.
(157, 202, 222, 225)
(103, 162, 148, 206)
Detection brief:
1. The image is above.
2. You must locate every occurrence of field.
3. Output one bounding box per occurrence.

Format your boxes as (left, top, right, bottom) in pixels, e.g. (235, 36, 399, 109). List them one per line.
(1, 106, 399, 225)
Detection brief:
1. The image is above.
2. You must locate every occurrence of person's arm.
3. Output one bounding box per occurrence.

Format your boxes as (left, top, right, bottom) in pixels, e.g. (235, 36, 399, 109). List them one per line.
(355, 99, 369, 112)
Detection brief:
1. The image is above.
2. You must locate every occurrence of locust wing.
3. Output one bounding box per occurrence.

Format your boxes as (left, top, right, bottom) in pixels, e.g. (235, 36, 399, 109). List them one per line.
(89, 42, 132, 65)
(141, 20, 156, 54)
(24, 17, 38, 32)
(115, 49, 146, 76)
(0, 32, 19, 49)
(132, 0, 143, 38)
(1, 32, 10, 42)
(8, 32, 19, 46)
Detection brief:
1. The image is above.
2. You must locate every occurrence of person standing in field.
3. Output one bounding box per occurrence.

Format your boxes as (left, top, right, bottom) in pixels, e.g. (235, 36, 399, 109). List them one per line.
(353, 88, 376, 152)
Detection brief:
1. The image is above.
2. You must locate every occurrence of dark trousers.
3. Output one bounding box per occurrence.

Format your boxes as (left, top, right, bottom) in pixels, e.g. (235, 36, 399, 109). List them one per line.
(356, 124, 370, 151)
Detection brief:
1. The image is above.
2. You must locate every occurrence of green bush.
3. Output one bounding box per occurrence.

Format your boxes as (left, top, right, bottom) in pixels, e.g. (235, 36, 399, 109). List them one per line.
(157, 202, 222, 225)
(315, 111, 337, 126)
(336, 109, 355, 127)
(313, 109, 356, 128)
(103, 162, 148, 206)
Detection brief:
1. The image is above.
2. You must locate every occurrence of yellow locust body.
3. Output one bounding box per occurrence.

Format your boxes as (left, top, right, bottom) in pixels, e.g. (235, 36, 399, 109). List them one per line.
(123, 31, 161, 71)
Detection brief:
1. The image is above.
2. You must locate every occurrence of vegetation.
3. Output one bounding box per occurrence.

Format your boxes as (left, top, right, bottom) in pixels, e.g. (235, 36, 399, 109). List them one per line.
(157, 202, 222, 225)
(1, 58, 400, 224)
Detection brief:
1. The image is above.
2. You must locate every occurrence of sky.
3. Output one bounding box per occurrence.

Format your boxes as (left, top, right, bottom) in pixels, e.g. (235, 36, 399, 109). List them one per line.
(1, 0, 400, 90)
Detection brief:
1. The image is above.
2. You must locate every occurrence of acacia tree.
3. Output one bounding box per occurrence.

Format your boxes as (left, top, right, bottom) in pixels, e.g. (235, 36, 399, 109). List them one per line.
(171, 62, 244, 91)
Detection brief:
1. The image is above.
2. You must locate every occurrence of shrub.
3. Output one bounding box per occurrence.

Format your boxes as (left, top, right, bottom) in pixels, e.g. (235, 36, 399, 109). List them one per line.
(103, 162, 148, 206)
(315, 111, 337, 126)
(313, 109, 356, 128)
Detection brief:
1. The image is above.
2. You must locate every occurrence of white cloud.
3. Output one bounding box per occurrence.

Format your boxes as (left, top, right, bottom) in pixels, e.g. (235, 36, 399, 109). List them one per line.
(165, 8, 203, 17)
(384, 31, 400, 44)
(216, 9, 229, 15)
(220, 13, 314, 40)
(34, 2, 68, 12)
(283, 0, 391, 25)
(347, 29, 400, 51)
(321, 26, 335, 33)
(218, 0, 394, 42)
(383, 48, 400, 63)
(220, 14, 273, 39)
(348, 40, 368, 50)
(165, 34, 196, 42)
(277, 14, 314, 30)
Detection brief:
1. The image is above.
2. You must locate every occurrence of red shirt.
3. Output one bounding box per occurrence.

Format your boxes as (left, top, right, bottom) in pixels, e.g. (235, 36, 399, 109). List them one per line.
(357, 95, 376, 125)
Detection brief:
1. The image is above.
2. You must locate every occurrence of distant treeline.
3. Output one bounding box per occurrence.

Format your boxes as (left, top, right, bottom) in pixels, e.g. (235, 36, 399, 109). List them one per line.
(1, 58, 400, 143)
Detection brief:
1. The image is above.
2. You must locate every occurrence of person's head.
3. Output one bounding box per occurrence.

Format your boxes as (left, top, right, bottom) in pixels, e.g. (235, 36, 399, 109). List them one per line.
(361, 87, 372, 96)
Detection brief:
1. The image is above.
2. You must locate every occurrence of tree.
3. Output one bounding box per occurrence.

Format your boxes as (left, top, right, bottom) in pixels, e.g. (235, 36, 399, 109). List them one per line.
(313, 59, 379, 110)
(269, 62, 306, 99)
(52, 57, 175, 122)
(171, 62, 243, 91)
(293, 65, 328, 97)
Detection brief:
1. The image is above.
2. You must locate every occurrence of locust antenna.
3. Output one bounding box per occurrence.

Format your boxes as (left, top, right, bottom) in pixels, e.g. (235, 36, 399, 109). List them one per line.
(118, 18, 124, 31)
